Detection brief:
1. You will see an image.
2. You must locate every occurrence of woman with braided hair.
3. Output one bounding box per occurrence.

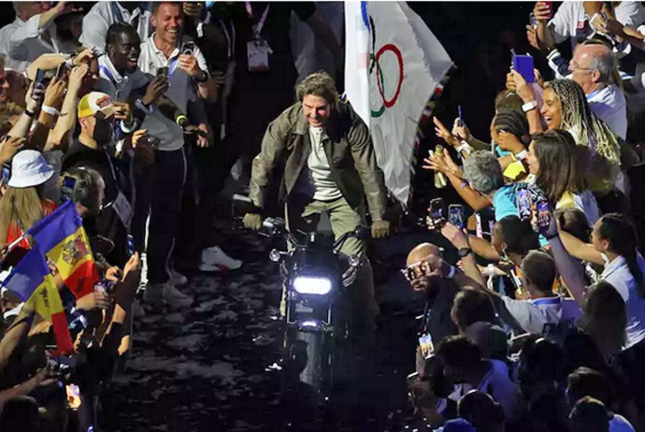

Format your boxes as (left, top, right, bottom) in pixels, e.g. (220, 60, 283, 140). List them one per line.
(540, 79, 622, 197)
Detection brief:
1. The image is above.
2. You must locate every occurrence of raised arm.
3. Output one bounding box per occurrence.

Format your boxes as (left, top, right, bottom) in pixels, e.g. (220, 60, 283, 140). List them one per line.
(46, 64, 88, 152)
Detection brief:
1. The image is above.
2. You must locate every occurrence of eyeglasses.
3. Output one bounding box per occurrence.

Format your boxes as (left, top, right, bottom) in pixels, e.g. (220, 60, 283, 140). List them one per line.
(569, 59, 594, 73)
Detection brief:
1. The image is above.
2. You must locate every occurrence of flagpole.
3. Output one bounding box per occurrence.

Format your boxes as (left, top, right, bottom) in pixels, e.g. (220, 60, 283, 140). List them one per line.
(1, 231, 30, 256)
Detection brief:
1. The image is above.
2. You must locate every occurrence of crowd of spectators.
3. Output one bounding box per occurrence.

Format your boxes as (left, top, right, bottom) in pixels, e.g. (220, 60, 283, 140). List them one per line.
(5, 1, 645, 432)
(404, 2, 645, 431)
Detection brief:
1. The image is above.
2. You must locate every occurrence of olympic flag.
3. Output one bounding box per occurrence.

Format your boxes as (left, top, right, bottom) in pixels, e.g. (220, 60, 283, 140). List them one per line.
(344, 2, 452, 206)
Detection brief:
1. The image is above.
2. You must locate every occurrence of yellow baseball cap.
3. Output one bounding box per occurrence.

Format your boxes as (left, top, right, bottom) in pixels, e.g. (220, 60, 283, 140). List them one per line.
(77, 92, 120, 119)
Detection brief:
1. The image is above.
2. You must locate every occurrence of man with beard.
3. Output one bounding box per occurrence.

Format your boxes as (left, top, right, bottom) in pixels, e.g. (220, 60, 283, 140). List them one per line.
(61, 92, 132, 267)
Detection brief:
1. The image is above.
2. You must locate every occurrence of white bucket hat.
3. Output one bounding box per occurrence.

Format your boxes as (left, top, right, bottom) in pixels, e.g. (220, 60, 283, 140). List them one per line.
(7, 149, 54, 188)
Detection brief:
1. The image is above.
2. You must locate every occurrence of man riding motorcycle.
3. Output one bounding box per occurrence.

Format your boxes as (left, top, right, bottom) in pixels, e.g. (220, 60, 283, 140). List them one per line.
(244, 71, 390, 341)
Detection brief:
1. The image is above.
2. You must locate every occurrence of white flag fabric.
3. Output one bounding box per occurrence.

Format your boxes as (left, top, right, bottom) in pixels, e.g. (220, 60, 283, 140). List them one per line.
(344, 1, 452, 206)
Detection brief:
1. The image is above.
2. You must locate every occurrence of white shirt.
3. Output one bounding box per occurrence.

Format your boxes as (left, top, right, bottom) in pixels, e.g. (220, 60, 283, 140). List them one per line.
(587, 85, 628, 141)
(308, 126, 342, 201)
(79, 2, 152, 55)
(97, 54, 148, 102)
(0, 16, 62, 72)
(601, 254, 645, 349)
(502, 296, 582, 345)
(549, 2, 645, 49)
(137, 34, 208, 152)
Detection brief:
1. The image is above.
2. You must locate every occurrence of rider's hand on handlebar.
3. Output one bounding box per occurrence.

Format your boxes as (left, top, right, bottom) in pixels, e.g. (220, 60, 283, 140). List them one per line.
(243, 213, 263, 230)
(371, 220, 391, 239)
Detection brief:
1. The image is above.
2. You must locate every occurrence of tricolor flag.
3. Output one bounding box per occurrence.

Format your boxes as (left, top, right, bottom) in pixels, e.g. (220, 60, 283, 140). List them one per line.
(2, 245, 74, 354)
(344, 1, 453, 206)
(28, 200, 99, 299)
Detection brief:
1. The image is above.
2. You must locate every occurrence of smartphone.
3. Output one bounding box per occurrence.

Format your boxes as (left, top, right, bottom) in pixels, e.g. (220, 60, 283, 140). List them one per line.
(543, 1, 554, 19)
(1, 164, 10, 185)
(418, 333, 435, 359)
(65, 384, 82, 410)
(60, 176, 76, 205)
(428, 198, 444, 227)
(448, 204, 465, 230)
(157, 67, 169, 79)
(516, 188, 532, 221)
(537, 201, 550, 230)
(513, 54, 535, 83)
(54, 62, 67, 81)
(33, 68, 46, 92)
(127, 234, 135, 257)
(181, 41, 197, 56)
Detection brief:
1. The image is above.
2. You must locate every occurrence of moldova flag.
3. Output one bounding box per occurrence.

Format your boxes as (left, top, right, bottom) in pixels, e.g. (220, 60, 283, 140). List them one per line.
(28, 200, 99, 299)
(2, 245, 74, 354)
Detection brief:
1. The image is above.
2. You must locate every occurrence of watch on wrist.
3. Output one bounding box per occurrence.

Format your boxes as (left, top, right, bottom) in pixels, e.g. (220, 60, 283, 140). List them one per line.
(458, 247, 472, 258)
(194, 70, 209, 83)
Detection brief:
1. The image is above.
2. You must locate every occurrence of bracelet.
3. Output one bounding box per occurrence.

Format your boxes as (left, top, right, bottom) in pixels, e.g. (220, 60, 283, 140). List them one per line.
(456, 140, 472, 154)
(41, 105, 60, 116)
(135, 99, 153, 115)
(522, 100, 538, 113)
(515, 150, 528, 160)
(120, 118, 137, 134)
(25, 109, 36, 118)
(446, 265, 456, 279)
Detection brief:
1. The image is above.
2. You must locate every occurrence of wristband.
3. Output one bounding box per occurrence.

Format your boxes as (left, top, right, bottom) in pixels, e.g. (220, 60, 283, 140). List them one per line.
(135, 99, 153, 115)
(120, 118, 137, 134)
(485, 264, 496, 278)
(446, 265, 456, 279)
(41, 105, 60, 116)
(456, 140, 473, 154)
(25, 109, 36, 118)
(514, 150, 528, 160)
(522, 100, 538, 112)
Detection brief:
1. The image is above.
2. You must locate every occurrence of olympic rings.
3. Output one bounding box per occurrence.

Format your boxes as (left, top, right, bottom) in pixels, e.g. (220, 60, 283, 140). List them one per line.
(370, 44, 404, 118)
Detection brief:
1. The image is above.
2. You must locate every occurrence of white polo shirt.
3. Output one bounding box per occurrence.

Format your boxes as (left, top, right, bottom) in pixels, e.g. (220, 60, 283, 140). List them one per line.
(501, 296, 582, 345)
(80, 2, 152, 55)
(97, 54, 148, 102)
(601, 254, 645, 349)
(137, 34, 208, 152)
(587, 85, 628, 141)
(0, 16, 62, 72)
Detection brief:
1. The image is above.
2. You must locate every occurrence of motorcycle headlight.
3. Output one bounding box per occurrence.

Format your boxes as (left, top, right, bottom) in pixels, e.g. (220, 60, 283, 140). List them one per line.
(292, 276, 332, 295)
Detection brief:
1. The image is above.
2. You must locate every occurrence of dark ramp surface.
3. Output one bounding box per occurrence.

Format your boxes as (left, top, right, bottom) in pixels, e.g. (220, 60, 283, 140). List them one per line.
(102, 227, 441, 432)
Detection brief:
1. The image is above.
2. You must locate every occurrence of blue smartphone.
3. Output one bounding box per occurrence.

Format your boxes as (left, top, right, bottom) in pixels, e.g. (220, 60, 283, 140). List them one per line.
(60, 176, 76, 205)
(537, 201, 550, 230)
(513, 54, 535, 83)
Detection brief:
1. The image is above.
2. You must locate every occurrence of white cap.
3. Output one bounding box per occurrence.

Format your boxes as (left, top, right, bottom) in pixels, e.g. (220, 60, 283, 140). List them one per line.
(7, 150, 54, 188)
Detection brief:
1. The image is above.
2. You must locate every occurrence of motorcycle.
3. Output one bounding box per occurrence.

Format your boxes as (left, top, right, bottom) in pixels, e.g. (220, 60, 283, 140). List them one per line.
(264, 217, 370, 395)
(232, 195, 369, 397)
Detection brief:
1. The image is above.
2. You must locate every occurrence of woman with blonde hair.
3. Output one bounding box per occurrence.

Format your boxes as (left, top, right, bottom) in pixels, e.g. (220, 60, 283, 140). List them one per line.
(0, 150, 56, 251)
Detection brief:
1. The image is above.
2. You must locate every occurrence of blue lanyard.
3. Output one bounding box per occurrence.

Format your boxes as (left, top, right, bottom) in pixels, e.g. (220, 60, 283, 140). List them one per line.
(168, 56, 180, 76)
